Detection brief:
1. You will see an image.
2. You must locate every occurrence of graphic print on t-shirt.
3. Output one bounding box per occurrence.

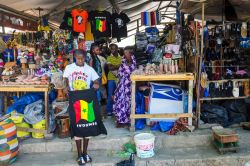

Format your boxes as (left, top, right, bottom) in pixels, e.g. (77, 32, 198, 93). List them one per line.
(96, 18, 107, 32)
(74, 100, 95, 123)
(71, 71, 88, 90)
(77, 16, 83, 25)
(115, 18, 124, 28)
(89, 11, 111, 38)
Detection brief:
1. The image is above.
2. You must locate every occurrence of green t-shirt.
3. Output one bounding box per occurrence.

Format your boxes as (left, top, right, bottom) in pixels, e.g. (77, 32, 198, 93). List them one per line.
(107, 54, 122, 81)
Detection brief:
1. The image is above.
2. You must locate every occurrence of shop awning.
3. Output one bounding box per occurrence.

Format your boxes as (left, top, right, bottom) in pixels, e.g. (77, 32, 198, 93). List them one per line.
(0, 0, 177, 40)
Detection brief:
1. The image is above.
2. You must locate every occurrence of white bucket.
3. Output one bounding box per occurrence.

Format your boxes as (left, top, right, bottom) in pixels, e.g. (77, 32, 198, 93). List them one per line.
(134, 133, 155, 158)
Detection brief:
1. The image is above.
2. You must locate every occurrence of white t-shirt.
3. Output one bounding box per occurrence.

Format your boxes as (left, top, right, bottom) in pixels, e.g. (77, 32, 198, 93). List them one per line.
(63, 63, 99, 91)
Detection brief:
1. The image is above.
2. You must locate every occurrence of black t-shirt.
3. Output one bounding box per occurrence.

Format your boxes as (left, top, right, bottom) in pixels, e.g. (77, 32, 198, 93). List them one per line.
(89, 10, 111, 38)
(60, 11, 73, 30)
(111, 12, 130, 39)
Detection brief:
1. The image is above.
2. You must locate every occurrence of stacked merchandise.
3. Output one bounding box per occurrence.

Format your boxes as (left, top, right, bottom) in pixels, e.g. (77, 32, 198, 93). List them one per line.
(201, 23, 250, 99)
(200, 22, 250, 126)
(135, 32, 149, 66)
(133, 24, 184, 73)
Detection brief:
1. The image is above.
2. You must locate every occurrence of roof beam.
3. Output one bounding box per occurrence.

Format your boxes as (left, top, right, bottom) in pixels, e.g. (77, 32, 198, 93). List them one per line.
(0, 4, 37, 21)
(50, 0, 89, 16)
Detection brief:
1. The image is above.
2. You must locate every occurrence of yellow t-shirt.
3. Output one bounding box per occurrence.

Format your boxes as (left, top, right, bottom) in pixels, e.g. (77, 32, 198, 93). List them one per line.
(107, 54, 122, 81)
(85, 22, 94, 41)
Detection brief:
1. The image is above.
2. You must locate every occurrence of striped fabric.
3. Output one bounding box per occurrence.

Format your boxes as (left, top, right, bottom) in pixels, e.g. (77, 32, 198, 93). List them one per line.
(0, 119, 18, 165)
(141, 11, 161, 26)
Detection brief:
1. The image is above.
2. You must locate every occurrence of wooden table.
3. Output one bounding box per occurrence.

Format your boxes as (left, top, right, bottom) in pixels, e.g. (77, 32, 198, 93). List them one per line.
(130, 73, 194, 131)
(0, 84, 50, 134)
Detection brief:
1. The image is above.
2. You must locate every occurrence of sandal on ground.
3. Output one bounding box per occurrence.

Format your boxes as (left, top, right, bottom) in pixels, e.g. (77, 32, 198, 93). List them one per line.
(77, 156, 86, 166)
(84, 154, 92, 163)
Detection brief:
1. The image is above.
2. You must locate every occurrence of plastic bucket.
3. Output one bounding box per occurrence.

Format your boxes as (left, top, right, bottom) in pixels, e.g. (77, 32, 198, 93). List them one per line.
(134, 133, 155, 158)
(16, 122, 30, 138)
(32, 119, 45, 139)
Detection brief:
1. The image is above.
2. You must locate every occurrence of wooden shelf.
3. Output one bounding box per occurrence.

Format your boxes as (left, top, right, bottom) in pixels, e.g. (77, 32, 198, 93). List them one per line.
(200, 96, 249, 101)
(130, 113, 193, 119)
(204, 59, 235, 62)
(0, 84, 50, 92)
(207, 79, 249, 83)
(131, 73, 194, 81)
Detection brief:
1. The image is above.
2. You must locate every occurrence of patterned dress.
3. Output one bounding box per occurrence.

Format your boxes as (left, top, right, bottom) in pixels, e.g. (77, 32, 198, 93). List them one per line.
(113, 55, 136, 124)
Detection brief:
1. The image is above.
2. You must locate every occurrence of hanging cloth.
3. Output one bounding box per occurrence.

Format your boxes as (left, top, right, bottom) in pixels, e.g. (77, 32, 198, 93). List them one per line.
(68, 89, 107, 138)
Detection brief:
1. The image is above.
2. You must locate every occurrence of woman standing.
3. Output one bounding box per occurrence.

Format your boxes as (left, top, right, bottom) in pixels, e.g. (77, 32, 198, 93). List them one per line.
(113, 47, 136, 128)
(89, 44, 103, 103)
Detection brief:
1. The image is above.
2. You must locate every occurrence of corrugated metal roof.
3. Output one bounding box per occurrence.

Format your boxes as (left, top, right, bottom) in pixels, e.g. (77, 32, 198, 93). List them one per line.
(0, 0, 177, 41)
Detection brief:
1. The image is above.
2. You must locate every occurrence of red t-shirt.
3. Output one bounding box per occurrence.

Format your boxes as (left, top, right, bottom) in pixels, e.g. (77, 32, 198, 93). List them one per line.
(72, 9, 88, 33)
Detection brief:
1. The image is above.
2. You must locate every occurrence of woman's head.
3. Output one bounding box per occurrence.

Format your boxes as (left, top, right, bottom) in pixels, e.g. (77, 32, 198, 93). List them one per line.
(74, 49, 86, 66)
(91, 44, 101, 56)
(110, 44, 118, 56)
(124, 46, 133, 61)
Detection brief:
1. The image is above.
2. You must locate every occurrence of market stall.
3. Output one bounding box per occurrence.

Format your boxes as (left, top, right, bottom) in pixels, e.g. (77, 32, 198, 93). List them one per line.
(180, 0, 250, 128)
(130, 73, 194, 131)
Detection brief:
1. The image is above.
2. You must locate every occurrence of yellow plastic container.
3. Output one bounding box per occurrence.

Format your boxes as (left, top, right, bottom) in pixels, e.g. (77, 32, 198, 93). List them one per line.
(9, 112, 24, 124)
(32, 119, 45, 139)
(16, 122, 30, 138)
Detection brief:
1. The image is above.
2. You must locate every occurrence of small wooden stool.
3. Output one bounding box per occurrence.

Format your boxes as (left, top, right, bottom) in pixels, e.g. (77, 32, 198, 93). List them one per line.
(212, 128, 239, 154)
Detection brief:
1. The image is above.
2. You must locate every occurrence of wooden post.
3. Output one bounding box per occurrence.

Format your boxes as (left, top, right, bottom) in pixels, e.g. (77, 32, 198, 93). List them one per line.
(44, 91, 49, 133)
(196, 2, 205, 128)
(188, 79, 194, 126)
(130, 81, 136, 132)
(137, 19, 139, 32)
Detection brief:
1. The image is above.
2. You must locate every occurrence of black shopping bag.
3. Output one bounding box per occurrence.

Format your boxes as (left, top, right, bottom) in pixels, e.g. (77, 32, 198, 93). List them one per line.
(69, 89, 107, 138)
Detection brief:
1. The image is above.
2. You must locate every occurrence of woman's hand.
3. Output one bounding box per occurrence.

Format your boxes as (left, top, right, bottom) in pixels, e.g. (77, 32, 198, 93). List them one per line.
(93, 79, 100, 89)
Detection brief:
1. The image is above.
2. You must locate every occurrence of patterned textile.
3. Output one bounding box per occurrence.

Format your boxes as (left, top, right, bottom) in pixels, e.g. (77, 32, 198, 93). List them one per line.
(0, 119, 19, 165)
(113, 55, 136, 124)
(167, 118, 188, 135)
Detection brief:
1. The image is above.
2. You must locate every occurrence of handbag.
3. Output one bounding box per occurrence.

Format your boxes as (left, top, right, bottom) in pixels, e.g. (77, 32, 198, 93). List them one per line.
(102, 72, 107, 85)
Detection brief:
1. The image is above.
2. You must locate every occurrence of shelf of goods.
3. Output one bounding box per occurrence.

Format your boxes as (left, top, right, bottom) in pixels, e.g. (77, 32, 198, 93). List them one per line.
(201, 78, 250, 100)
(0, 84, 50, 135)
(130, 73, 194, 131)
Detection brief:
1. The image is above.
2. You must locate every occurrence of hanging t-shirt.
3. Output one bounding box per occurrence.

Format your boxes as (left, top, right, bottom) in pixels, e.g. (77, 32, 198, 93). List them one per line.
(72, 9, 88, 33)
(85, 22, 94, 41)
(60, 11, 73, 30)
(63, 63, 99, 91)
(111, 12, 130, 40)
(89, 10, 111, 38)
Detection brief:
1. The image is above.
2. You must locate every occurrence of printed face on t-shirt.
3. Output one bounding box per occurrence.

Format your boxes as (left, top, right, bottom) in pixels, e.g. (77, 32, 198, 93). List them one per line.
(77, 16, 83, 25)
(115, 18, 124, 28)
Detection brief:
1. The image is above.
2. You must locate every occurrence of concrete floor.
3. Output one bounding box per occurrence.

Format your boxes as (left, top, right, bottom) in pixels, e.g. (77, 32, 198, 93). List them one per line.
(11, 118, 250, 166)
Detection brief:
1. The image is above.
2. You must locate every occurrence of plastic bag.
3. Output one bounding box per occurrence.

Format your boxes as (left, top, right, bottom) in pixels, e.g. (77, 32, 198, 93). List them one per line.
(116, 154, 135, 166)
(135, 92, 146, 130)
(24, 100, 45, 124)
(151, 48, 163, 63)
(159, 121, 174, 132)
(7, 93, 43, 114)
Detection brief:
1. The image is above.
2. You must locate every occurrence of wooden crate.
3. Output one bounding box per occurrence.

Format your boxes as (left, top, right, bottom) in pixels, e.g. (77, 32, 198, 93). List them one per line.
(213, 129, 239, 143)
